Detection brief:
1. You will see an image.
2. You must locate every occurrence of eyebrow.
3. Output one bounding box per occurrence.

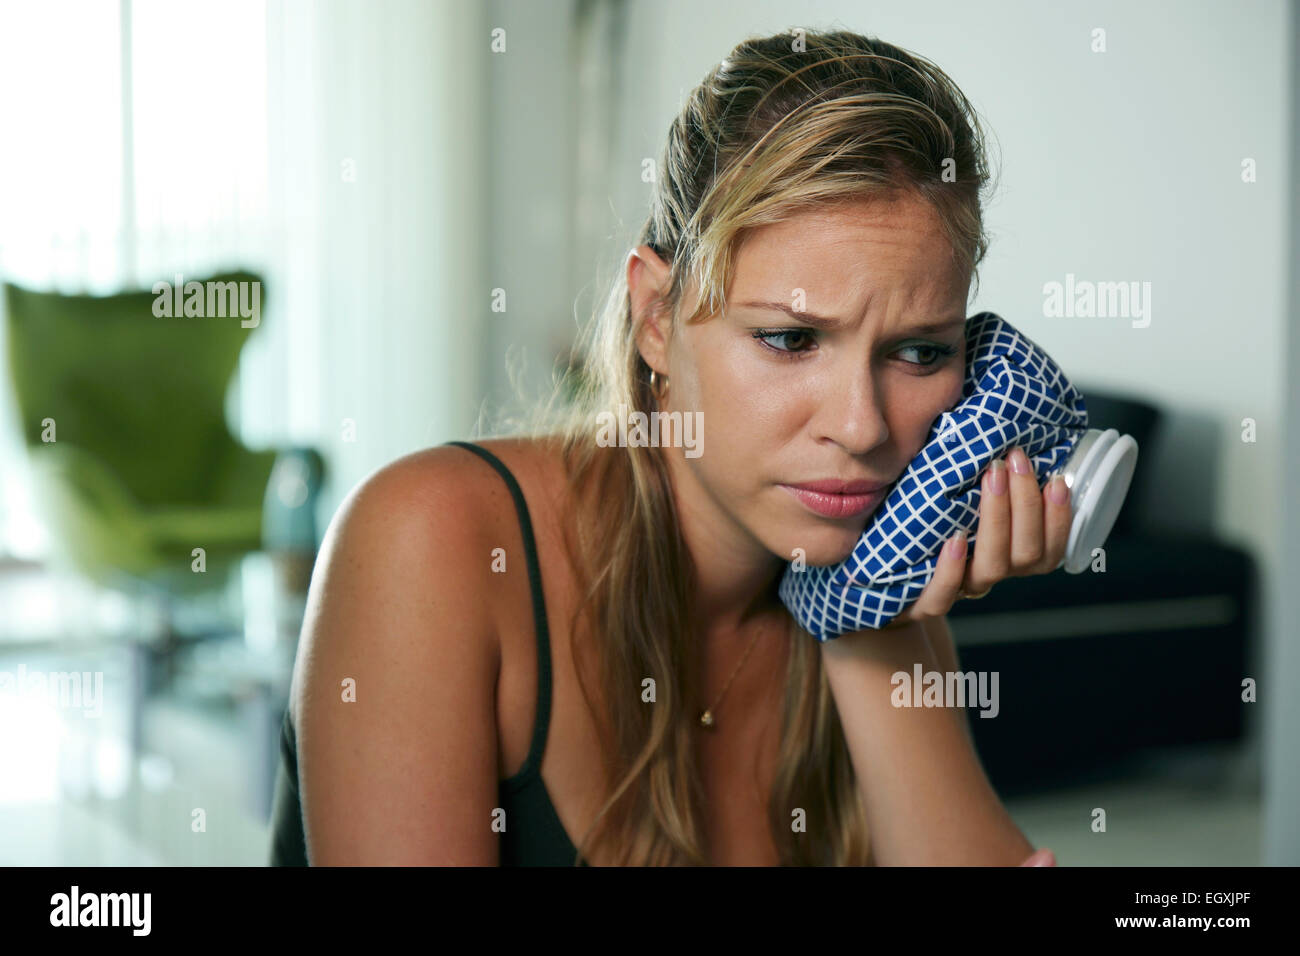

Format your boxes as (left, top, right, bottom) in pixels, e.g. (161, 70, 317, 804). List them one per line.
(734, 300, 966, 333)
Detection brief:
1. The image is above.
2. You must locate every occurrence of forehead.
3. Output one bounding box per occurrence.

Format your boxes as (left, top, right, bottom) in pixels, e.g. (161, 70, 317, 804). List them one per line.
(727, 193, 968, 311)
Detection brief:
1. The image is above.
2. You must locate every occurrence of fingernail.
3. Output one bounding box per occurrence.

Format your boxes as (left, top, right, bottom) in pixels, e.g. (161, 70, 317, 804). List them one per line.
(987, 458, 1008, 495)
(946, 529, 967, 558)
(1049, 474, 1069, 504)
(1009, 447, 1031, 476)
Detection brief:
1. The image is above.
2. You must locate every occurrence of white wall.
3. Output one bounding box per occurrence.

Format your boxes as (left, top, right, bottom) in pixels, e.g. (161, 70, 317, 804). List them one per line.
(1269, 0, 1299, 870)
(479, 0, 581, 428)
(482, 0, 1295, 861)
(479, 0, 634, 430)
(262, 0, 488, 524)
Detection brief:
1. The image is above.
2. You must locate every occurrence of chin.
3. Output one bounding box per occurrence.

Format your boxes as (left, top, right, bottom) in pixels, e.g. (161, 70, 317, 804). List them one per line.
(778, 524, 867, 568)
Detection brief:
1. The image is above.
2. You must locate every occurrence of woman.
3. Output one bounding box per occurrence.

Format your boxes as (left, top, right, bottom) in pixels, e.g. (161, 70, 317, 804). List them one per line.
(270, 28, 1068, 866)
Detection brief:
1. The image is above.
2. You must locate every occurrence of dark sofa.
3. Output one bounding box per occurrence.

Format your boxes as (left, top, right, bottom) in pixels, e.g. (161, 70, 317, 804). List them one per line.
(946, 388, 1257, 797)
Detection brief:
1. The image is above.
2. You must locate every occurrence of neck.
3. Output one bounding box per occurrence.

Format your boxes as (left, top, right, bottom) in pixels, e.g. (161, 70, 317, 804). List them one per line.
(660, 447, 788, 638)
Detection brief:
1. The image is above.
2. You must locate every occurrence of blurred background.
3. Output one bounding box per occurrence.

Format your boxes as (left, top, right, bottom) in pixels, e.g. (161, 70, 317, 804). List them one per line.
(0, 0, 1295, 865)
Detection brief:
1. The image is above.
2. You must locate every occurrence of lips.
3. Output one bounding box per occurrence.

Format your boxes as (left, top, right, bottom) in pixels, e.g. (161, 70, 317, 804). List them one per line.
(779, 482, 887, 519)
(784, 478, 888, 495)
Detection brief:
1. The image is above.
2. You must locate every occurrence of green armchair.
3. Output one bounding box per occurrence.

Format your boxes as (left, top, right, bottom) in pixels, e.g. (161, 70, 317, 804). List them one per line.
(2, 271, 294, 603)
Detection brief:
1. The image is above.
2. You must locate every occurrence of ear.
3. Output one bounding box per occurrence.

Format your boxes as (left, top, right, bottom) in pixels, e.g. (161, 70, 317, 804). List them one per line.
(627, 244, 674, 374)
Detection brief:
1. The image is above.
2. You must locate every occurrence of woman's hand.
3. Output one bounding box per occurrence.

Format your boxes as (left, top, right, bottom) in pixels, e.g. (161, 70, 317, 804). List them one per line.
(884, 445, 1072, 628)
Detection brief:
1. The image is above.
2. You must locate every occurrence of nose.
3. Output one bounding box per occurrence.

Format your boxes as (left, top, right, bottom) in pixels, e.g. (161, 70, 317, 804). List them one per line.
(812, 360, 890, 456)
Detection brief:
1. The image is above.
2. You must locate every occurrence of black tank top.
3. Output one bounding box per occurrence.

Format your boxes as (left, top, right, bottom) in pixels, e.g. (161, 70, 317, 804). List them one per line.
(267, 440, 584, 865)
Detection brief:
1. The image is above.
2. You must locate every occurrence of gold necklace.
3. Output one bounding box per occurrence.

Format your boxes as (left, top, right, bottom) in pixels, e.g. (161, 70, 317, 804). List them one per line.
(698, 626, 765, 729)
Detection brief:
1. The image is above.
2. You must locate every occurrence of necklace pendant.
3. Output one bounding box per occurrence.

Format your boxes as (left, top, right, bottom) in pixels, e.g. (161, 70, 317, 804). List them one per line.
(699, 710, 715, 728)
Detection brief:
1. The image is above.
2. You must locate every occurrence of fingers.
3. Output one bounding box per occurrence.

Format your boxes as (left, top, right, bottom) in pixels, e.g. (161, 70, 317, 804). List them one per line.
(1005, 447, 1044, 567)
(967, 457, 1009, 591)
(904, 528, 968, 619)
(969, 445, 1071, 589)
(1041, 472, 1072, 572)
(1020, 848, 1057, 867)
(888, 444, 1072, 629)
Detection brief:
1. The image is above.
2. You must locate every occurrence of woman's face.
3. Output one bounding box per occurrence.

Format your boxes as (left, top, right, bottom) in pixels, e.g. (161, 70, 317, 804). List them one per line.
(637, 192, 970, 568)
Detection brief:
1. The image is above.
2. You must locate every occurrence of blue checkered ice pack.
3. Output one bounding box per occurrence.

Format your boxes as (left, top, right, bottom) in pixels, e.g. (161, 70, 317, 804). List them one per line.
(777, 311, 1089, 641)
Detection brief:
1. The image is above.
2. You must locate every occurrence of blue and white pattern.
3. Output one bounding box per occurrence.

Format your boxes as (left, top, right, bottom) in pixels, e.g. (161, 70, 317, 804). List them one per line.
(777, 311, 1089, 641)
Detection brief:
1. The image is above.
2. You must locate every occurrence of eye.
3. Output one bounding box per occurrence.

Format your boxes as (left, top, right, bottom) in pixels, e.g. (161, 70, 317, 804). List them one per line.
(751, 327, 817, 358)
(896, 342, 959, 368)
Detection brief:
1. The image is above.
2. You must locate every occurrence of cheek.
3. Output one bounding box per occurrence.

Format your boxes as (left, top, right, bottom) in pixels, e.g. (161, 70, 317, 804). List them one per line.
(692, 336, 795, 433)
(690, 369, 767, 479)
(683, 347, 801, 513)
(889, 371, 966, 462)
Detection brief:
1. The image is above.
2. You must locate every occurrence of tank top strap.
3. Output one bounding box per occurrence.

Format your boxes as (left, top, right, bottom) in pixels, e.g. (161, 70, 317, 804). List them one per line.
(442, 441, 553, 784)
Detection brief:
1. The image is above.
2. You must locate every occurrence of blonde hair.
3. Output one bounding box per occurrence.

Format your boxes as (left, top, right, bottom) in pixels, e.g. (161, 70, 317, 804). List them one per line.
(480, 28, 996, 865)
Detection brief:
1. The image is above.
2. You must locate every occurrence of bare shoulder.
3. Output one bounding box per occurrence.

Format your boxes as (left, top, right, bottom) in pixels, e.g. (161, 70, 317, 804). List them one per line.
(316, 437, 557, 557)
(288, 442, 511, 703)
(288, 441, 535, 863)
(454, 435, 571, 497)
(346, 442, 516, 519)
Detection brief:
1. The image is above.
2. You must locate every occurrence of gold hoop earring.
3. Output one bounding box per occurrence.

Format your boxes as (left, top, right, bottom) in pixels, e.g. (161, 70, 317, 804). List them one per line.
(649, 370, 668, 400)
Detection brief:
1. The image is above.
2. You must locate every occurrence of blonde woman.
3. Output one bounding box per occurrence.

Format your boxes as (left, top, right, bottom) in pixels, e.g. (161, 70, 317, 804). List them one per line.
(270, 28, 1067, 867)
